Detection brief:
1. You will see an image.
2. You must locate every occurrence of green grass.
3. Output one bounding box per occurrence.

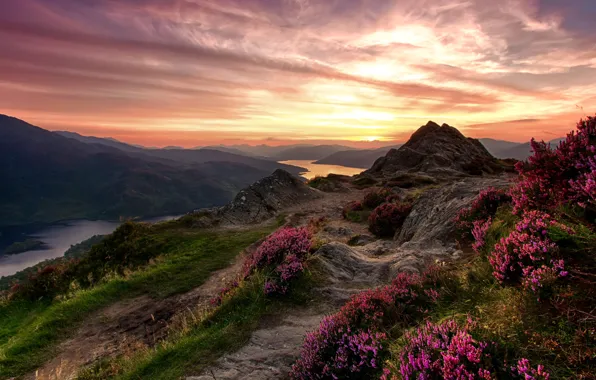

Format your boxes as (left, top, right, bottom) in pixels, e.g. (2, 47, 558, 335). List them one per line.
(0, 225, 277, 379)
(78, 267, 317, 379)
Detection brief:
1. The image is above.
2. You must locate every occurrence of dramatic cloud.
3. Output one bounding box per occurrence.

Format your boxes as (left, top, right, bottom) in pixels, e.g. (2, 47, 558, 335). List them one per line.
(0, 0, 595, 146)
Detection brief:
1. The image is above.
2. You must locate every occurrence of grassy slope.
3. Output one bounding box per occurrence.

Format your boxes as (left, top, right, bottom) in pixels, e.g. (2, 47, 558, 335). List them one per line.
(0, 225, 277, 379)
(78, 267, 317, 380)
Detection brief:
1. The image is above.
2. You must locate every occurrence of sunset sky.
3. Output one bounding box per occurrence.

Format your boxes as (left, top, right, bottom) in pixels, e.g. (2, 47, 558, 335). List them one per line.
(1, 0, 595, 147)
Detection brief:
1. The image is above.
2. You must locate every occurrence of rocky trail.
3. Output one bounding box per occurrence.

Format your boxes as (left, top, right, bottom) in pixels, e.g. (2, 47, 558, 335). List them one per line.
(27, 123, 515, 379)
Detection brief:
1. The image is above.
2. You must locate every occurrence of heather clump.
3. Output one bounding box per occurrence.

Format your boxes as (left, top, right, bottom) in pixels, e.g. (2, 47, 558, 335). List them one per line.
(368, 202, 412, 238)
(489, 211, 568, 297)
(455, 187, 512, 242)
(216, 226, 314, 300)
(291, 271, 443, 379)
(341, 201, 363, 219)
(471, 217, 492, 253)
(8, 261, 76, 301)
(511, 116, 596, 217)
(363, 189, 391, 209)
(396, 319, 549, 379)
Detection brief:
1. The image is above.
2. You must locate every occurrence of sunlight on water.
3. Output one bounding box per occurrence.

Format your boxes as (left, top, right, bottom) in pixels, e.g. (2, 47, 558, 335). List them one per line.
(280, 160, 363, 180)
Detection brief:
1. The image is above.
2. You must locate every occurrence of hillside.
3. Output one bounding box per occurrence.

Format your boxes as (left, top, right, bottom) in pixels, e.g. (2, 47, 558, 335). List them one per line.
(314, 145, 402, 168)
(478, 138, 521, 156)
(1, 117, 594, 380)
(0, 115, 300, 227)
(493, 137, 565, 160)
(57, 131, 304, 175)
(271, 145, 356, 161)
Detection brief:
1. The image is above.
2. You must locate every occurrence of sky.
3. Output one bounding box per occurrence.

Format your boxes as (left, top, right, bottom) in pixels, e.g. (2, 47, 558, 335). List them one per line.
(1, 0, 595, 148)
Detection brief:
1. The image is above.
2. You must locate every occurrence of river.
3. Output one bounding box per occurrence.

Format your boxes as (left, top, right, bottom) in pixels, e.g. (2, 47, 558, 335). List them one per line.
(278, 160, 364, 180)
(0, 215, 180, 278)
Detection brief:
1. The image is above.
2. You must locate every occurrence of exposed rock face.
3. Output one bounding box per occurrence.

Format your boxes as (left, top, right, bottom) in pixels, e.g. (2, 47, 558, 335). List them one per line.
(367, 121, 502, 177)
(216, 169, 323, 225)
(396, 177, 511, 246)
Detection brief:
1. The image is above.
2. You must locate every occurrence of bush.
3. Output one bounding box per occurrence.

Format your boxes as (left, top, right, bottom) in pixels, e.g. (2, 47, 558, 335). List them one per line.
(368, 203, 412, 238)
(342, 201, 363, 219)
(510, 116, 596, 217)
(9, 261, 76, 300)
(291, 271, 443, 379)
(397, 319, 549, 379)
(363, 189, 391, 209)
(455, 187, 512, 242)
(489, 211, 568, 297)
(212, 227, 312, 304)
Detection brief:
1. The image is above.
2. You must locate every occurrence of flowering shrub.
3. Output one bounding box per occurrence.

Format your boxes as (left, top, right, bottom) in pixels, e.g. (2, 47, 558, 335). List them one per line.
(471, 217, 492, 253)
(342, 201, 364, 219)
(368, 203, 412, 238)
(511, 358, 550, 379)
(455, 187, 512, 242)
(291, 272, 442, 379)
(511, 116, 596, 214)
(242, 226, 312, 297)
(10, 262, 74, 300)
(397, 319, 550, 379)
(242, 227, 311, 278)
(363, 189, 391, 209)
(398, 319, 495, 379)
(489, 211, 568, 296)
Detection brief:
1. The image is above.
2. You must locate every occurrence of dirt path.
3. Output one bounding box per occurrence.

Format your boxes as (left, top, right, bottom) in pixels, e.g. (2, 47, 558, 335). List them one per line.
(27, 188, 366, 380)
(27, 249, 250, 380)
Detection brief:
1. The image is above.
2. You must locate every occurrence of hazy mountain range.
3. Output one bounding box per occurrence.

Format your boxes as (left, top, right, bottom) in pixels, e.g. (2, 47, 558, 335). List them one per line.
(0, 115, 304, 227)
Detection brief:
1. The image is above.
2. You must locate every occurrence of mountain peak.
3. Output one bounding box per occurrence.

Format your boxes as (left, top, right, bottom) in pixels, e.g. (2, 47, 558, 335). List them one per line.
(368, 121, 501, 176)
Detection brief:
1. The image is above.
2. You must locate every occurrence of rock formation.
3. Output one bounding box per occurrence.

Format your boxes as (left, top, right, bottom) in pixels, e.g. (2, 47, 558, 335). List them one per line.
(184, 169, 323, 227)
(367, 121, 504, 177)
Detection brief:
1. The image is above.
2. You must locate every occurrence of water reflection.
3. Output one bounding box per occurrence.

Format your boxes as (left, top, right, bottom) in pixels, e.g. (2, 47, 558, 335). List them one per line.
(278, 160, 363, 180)
(0, 216, 179, 277)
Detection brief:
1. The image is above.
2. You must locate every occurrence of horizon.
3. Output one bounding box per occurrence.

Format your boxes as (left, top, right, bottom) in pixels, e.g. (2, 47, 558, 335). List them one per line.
(1, 1, 595, 147)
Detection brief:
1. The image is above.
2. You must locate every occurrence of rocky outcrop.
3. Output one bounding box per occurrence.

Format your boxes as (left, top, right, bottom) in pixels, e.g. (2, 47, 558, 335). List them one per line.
(367, 121, 504, 177)
(184, 170, 323, 226)
(217, 169, 323, 225)
(397, 177, 511, 246)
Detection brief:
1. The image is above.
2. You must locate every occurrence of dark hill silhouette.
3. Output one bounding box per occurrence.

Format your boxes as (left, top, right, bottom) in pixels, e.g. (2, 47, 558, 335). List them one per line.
(367, 121, 502, 177)
(492, 138, 565, 160)
(478, 138, 520, 156)
(314, 145, 402, 168)
(0, 115, 296, 227)
(271, 145, 356, 161)
(57, 131, 304, 174)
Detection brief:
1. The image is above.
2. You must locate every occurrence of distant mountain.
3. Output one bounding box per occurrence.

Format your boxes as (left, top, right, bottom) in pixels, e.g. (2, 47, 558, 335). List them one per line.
(58, 131, 304, 176)
(272, 145, 357, 161)
(315, 145, 402, 169)
(492, 138, 564, 160)
(209, 144, 313, 158)
(56, 131, 144, 153)
(0, 115, 302, 227)
(199, 145, 265, 158)
(478, 138, 521, 156)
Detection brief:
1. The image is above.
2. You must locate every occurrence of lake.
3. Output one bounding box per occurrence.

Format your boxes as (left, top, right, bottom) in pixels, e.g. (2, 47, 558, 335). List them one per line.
(0, 215, 180, 278)
(279, 160, 364, 180)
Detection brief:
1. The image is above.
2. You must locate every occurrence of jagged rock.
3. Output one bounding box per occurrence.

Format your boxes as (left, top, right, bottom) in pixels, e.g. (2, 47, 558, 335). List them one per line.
(367, 121, 504, 177)
(217, 169, 323, 225)
(360, 240, 394, 257)
(396, 177, 511, 246)
(316, 242, 387, 286)
(184, 170, 323, 226)
(323, 226, 353, 237)
(347, 234, 376, 246)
